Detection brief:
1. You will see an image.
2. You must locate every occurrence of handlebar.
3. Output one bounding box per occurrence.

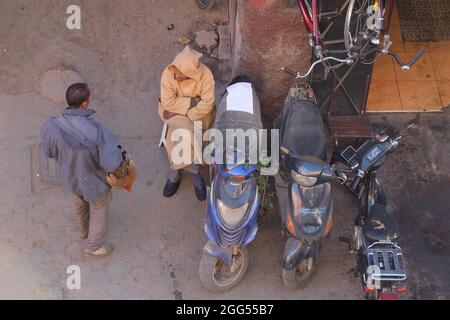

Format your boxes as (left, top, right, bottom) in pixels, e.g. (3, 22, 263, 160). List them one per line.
(350, 175, 361, 190)
(389, 48, 426, 71)
(363, 47, 426, 71)
(282, 56, 353, 79)
(283, 46, 425, 78)
(333, 135, 401, 185)
(406, 48, 426, 67)
(282, 67, 298, 78)
(333, 120, 415, 191)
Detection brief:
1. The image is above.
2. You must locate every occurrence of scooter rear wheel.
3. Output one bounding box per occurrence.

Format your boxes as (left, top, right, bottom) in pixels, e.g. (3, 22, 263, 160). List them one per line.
(199, 247, 249, 293)
(365, 292, 378, 300)
(282, 254, 319, 289)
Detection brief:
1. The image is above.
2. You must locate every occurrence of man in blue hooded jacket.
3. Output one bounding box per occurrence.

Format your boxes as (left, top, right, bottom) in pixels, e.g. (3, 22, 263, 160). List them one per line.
(40, 83, 122, 257)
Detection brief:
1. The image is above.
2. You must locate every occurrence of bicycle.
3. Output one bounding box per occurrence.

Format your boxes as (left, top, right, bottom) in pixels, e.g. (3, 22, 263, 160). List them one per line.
(283, 0, 425, 79)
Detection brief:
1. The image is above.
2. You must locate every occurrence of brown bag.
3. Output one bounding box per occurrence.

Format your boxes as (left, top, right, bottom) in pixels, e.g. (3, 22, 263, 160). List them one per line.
(106, 152, 138, 192)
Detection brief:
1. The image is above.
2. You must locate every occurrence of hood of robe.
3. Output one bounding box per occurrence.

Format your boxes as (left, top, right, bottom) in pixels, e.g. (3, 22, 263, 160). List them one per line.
(170, 46, 204, 81)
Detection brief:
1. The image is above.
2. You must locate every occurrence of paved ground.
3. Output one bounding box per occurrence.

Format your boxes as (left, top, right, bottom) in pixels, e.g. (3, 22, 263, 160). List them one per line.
(0, 0, 448, 300)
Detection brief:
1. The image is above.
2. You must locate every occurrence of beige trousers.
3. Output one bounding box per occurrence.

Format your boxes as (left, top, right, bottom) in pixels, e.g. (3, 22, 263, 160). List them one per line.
(68, 191, 112, 252)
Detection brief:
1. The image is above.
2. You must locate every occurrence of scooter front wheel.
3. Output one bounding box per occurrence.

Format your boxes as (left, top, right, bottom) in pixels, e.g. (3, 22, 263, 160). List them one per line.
(199, 247, 249, 293)
(282, 254, 319, 289)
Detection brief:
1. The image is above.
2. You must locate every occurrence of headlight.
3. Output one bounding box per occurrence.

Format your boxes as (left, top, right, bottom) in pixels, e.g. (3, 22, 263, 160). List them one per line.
(291, 170, 318, 187)
(217, 199, 249, 228)
(291, 183, 324, 236)
(301, 221, 321, 234)
(222, 178, 248, 198)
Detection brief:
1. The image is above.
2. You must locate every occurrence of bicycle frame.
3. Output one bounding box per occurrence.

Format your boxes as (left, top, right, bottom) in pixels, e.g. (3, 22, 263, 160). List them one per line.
(297, 0, 319, 44)
(298, 0, 387, 46)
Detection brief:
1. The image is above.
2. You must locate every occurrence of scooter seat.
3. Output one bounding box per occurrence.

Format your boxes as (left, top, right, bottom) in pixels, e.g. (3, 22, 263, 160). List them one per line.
(363, 204, 400, 241)
(281, 100, 326, 160)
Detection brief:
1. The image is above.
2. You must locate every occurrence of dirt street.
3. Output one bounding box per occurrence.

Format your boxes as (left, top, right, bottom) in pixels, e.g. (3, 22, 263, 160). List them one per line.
(0, 0, 448, 300)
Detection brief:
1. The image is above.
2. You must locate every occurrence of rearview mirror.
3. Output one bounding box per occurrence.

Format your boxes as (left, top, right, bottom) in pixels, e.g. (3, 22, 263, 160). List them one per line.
(287, 154, 334, 187)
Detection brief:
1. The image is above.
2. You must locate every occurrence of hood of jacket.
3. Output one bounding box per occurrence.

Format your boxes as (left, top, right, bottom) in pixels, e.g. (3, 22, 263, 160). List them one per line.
(52, 108, 102, 149)
(170, 46, 204, 81)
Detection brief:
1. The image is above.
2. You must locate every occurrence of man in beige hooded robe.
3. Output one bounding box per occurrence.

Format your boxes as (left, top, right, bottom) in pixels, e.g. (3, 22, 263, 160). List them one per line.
(158, 46, 215, 201)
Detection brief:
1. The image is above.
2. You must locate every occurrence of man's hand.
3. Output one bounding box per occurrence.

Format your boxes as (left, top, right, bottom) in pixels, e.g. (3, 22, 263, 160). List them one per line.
(163, 110, 178, 120)
(190, 96, 201, 108)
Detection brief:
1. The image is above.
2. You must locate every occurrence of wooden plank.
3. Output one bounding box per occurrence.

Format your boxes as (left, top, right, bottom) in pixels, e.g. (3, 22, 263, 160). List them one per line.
(327, 115, 374, 138)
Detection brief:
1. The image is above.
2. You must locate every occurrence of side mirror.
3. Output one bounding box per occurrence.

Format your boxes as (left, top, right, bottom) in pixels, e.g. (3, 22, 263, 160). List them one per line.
(287, 154, 334, 187)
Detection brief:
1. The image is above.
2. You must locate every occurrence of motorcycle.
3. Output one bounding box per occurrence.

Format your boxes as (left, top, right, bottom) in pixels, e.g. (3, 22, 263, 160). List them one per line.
(273, 85, 334, 289)
(332, 125, 410, 300)
(199, 76, 263, 292)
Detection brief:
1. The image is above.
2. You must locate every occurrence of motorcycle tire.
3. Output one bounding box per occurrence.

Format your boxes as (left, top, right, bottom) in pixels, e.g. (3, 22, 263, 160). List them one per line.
(282, 254, 319, 289)
(195, 0, 215, 10)
(365, 292, 378, 300)
(199, 247, 249, 293)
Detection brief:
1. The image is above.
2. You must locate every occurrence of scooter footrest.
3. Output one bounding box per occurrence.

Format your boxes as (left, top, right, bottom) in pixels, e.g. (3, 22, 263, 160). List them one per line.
(366, 242, 407, 281)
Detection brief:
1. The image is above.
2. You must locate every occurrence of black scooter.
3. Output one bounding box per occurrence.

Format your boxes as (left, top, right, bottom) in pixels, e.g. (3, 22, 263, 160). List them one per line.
(332, 125, 410, 300)
(273, 85, 334, 289)
(273, 123, 410, 297)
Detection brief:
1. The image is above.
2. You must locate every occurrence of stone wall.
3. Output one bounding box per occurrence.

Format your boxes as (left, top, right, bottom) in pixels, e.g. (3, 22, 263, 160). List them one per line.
(229, 0, 311, 120)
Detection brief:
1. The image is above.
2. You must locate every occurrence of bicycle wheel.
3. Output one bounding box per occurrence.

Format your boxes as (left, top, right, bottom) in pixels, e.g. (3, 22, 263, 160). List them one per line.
(344, 0, 375, 57)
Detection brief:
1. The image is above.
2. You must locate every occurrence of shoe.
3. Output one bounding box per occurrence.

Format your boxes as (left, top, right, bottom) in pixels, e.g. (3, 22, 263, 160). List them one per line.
(194, 174, 206, 201)
(163, 179, 180, 197)
(84, 244, 113, 257)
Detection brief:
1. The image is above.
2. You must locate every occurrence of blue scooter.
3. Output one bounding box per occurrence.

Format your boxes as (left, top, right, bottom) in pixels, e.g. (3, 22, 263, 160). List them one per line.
(199, 76, 262, 292)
